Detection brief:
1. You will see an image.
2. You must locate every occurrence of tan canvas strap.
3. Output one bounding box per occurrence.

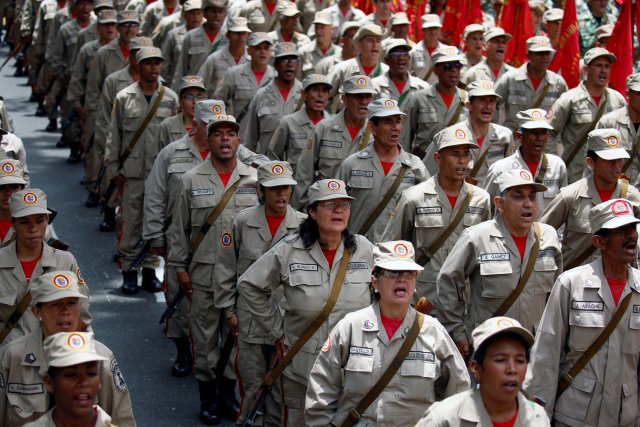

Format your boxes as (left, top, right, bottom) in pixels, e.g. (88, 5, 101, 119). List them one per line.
(531, 83, 551, 109)
(416, 186, 474, 266)
(294, 92, 305, 112)
(190, 180, 242, 255)
(469, 140, 495, 178)
(621, 178, 629, 198)
(358, 164, 410, 235)
(264, 246, 352, 388)
(535, 154, 549, 183)
(119, 86, 165, 167)
(359, 126, 371, 150)
(422, 66, 433, 81)
(236, 77, 273, 123)
(556, 291, 633, 400)
(564, 92, 609, 167)
(0, 291, 32, 343)
(493, 223, 540, 316)
(446, 91, 466, 127)
(622, 132, 640, 173)
(341, 312, 424, 427)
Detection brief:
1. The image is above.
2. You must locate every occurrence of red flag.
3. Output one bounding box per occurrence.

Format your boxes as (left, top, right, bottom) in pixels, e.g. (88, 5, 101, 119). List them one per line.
(405, 0, 427, 41)
(548, 0, 580, 87)
(498, 0, 534, 67)
(608, 0, 634, 93)
(441, 0, 483, 47)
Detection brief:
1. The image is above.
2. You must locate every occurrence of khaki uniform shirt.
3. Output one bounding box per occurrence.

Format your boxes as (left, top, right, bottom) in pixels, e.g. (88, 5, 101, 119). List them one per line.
(266, 30, 311, 50)
(410, 40, 446, 85)
(483, 150, 568, 216)
(160, 24, 187, 88)
(50, 18, 93, 76)
(314, 51, 342, 76)
(539, 176, 640, 269)
(198, 46, 250, 98)
(75, 22, 98, 57)
(141, 0, 181, 36)
(422, 120, 512, 180)
(293, 110, 368, 209)
(461, 58, 513, 85)
(158, 112, 186, 149)
(32, 0, 58, 57)
(305, 304, 470, 427)
(406, 85, 468, 153)
(416, 389, 550, 427)
(549, 83, 627, 183)
(236, 234, 373, 384)
(597, 107, 640, 185)
(0, 242, 91, 346)
(85, 39, 129, 117)
(382, 177, 491, 309)
(299, 40, 341, 78)
(336, 145, 429, 242)
(124, 0, 145, 16)
(151, 12, 184, 48)
(44, 6, 70, 62)
(267, 108, 329, 174)
(327, 56, 388, 102)
(357, 13, 392, 37)
(523, 259, 640, 426)
(296, 0, 333, 32)
(239, 0, 287, 33)
(66, 39, 101, 111)
(243, 78, 303, 154)
(24, 405, 114, 427)
(324, 3, 365, 42)
(494, 64, 568, 131)
(372, 74, 429, 119)
(437, 215, 562, 342)
(174, 26, 227, 84)
(104, 82, 179, 180)
(0, 332, 135, 427)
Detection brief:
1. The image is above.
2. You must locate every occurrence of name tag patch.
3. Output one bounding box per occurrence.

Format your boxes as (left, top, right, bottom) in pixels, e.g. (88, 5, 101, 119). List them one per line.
(416, 207, 442, 215)
(537, 248, 555, 258)
(466, 206, 485, 215)
(236, 187, 257, 194)
(170, 157, 193, 164)
(402, 177, 415, 184)
(8, 383, 44, 395)
(289, 263, 318, 272)
(191, 188, 213, 196)
(406, 351, 435, 362)
(321, 140, 342, 148)
(480, 253, 510, 262)
(351, 170, 373, 177)
(571, 301, 604, 311)
(349, 346, 373, 356)
(348, 262, 369, 270)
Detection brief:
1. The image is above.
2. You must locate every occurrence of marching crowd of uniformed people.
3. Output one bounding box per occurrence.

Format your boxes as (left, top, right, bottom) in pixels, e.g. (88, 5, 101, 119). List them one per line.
(0, 0, 639, 425)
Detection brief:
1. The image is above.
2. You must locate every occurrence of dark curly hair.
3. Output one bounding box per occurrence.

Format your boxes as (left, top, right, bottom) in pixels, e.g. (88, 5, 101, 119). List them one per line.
(300, 201, 357, 250)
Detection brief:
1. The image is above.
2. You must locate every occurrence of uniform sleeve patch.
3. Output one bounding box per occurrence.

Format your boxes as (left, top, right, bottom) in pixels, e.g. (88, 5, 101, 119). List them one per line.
(221, 232, 233, 247)
(111, 359, 128, 392)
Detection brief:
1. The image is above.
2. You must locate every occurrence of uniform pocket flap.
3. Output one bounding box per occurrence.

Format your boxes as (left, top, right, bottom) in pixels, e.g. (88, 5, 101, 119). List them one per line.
(534, 254, 558, 272)
(347, 174, 374, 189)
(345, 354, 374, 372)
(0, 291, 17, 306)
(401, 355, 436, 378)
(568, 374, 596, 393)
(569, 309, 605, 328)
(288, 269, 322, 287)
(479, 261, 513, 276)
(623, 380, 638, 397)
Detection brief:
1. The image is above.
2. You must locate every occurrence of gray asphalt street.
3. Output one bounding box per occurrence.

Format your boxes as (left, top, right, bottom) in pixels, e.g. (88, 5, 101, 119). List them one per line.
(0, 47, 236, 426)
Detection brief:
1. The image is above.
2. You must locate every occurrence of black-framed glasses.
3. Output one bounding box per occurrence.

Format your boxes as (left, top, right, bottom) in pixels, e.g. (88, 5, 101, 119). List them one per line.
(181, 94, 206, 101)
(388, 51, 410, 58)
(441, 62, 463, 71)
(318, 200, 351, 210)
(278, 57, 300, 64)
(378, 270, 418, 279)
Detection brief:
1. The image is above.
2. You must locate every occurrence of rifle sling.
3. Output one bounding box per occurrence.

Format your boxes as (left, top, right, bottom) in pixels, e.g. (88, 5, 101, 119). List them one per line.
(236, 77, 273, 123)
(358, 164, 410, 235)
(359, 126, 371, 151)
(416, 186, 474, 266)
(469, 140, 496, 178)
(118, 86, 165, 168)
(263, 246, 352, 388)
(0, 291, 32, 343)
(190, 180, 242, 255)
(564, 92, 609, 167)
(535, 154, 549, 183)
(493, 223, 540, 316)
(446, 91, 466, 127)
(422, 66, 433, 82)
(532, 83, 551, 109)
(342, 312, 424, 427)
(556, 291, 633, 400)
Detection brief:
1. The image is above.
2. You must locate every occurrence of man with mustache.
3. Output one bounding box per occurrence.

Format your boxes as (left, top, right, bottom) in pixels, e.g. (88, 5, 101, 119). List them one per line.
(462, 27, 514, 85)
(548, 48, 626, 184)
(438, 167, 562, 360)
(524, 198, 640, 426)
(540, 129, 640, 270)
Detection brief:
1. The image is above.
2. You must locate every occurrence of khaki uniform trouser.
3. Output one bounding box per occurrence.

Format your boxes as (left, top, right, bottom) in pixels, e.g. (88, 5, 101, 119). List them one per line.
(43, 72, 62, 120)
(33, 60, 50, 95)
(118, 178, 160, 270)
(281, 376, 306, 427)
(163, 264, 189, 339)
(83, 113, 102, 193)
(236, 340, 282, 427)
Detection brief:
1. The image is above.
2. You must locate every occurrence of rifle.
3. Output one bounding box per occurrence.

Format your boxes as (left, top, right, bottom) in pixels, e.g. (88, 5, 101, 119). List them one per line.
(159, 288, 185, 324)
(125, 216, 173, 273)
(0, 40, 24, 71)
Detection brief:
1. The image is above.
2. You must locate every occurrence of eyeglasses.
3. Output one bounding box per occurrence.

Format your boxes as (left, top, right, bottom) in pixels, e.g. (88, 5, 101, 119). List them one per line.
(318, 200, 351, 210)
(118, 22, 139, 27)
(278, 57, 299, 64)
(388, 51, 410, 58)
(181, 94, 206, 101)
(377, 270, 418, 279)
(441, 62, 463, 71)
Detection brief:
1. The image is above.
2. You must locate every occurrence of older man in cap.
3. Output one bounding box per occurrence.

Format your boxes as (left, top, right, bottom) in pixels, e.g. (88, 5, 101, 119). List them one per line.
(540, 129, 640, 270)
(383, 125, 490, 315)
(358, 0, 393, 36)
(294, 74, 376, 209)
(105, 46, 179, 294)
(214, 32, 276, 129)
(267, 73, 331, 173)
(167, 113, 258, 425)
(484, 109, 567, 216)
(438, 167, 562, 358)
(299, 10, 340, 78)
(158, 75, 206, 148)
(198, 16, 250, 93)
(243, 41, 303, 155)
(462, 27, 514, 85)
(524, 198, 640, 426)
(597, 74, 640, 185)
(549, 47, 626, 183)
(544, 8, 563, 49)
(405, 45, 468, 159)
(495, 35, 568, 132)
(337, 98, 428, 242)
(267, 2, 310, 48)
(410, 14, 446, 85)
(422, 80, 512, 182)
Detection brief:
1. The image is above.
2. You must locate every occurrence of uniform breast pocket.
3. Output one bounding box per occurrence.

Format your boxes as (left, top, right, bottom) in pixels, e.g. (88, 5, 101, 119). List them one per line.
(168, 161, 194, 175)
(235, 85, 253, 100)
(318, 142, 344, 159)
(121, 150, 143, 178)
(480, 262, 513, 298)
(400, 359, 437, 402)
(533, 255, 558, 295)
(555, 373, 596, 423)
(417, 108, 438, 124)
(569, 309, 604, 351)
(248, 10, 265, 24)
(623, 314, 640, 353)
(234, 187, 258, 207)
(0, 291, 17, 308)
(462, 210, 485, 227)
(6, 385, 48, 414)
(572, 109, 592, 124)
(187, 44, 207, 56)
(506, 95, 526, 108)
(347, 175, 374, 190)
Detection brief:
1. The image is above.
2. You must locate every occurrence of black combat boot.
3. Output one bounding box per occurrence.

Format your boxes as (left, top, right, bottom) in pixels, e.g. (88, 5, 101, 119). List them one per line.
(45, 118, 57, 132)
(99, 207, 116, 232)
(121, 270, 138, 295)
(142, 268, 162, 293)
(85, 192, 100, 208)
(198, 380, 220, 425)
(218, 377, 240, 422)
(172, 337, 192, 377)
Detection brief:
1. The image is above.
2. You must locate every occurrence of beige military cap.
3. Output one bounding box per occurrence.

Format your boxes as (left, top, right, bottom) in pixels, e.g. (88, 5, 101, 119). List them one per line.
(202, 0, 227, 9)
(278, 2, 299, 17)
(595, 24, 614, 41)
(307, 179, 354, 205)
(117, 10, 139, 24)
(340, 21, 360, 37)
(274, 42, 300, 59)
(97, 9, 118, 24)
(137, 46, 164, 62)
(383, 38, 411, 56)
(30, 270, 87, 305)
(390, 12, 410, 26)
(228, 16, 250, 32)
(543, 8, 563, 23)
(373, 241, 423, 271)
(587, 128, 629, 160)
(467, 80, 502, 99)
(0, 159, 26, 186)
(302, 74, 332, 90)
(342, 75, 377, 95)
(483, 27, 512, 42)
(178, 75, 206, 93)
(368, 98, 405, 119)
(472, 317, 534, 355)
(516, 109, 553, 130)
(584, 47, 616, 65)
(195, 99, 226, 122)
(421, 14, 442, 29)
(248, 32, 272, 47)
(93, 0, 113, 9)
(526, 36, 555, 53)
(434, 126, 480, 152)
(463, 24, 484, 40)
(44, 332, 108, 368)
(589, 199, 640, 234)
(257, 161, 297, 187)
(354, 24, 383, 41)
(182, 0, 202, 12)
(312, 10, 333, 26)
(10, 188, 52, 218)
(432, 45, 463, 65)
(496, 168, 547, 193)
(528, 0, 547, 12)
(130, 36, 153, 51)
(627, 73, 640, 91)
(207, 114, 240, 133)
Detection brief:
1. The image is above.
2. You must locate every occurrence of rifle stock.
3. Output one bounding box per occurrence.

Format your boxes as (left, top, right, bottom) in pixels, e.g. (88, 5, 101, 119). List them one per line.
(159, 289, 185, 324)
